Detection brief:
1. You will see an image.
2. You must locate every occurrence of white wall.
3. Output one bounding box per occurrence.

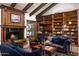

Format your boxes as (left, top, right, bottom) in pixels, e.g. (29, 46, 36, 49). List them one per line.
(24, 13, 36, 48)
(0, 8, 1, 44)
(44, 3, 79, 15)
(25, 13, 36, 21)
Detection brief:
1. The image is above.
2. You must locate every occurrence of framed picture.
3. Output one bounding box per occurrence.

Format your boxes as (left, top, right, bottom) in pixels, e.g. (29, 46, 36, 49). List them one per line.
(11, 14, 20, 23)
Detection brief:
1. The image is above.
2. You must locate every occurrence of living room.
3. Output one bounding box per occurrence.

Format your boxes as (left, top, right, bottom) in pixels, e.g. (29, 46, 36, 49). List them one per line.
(0, 3, 79, 56)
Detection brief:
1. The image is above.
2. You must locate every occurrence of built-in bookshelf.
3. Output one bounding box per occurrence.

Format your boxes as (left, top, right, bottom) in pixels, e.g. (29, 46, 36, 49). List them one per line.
(63, 11, 78, 45)
(53, 13, 63, 36)
(37, 15, 52, 36)
(36, 10, 78, 46)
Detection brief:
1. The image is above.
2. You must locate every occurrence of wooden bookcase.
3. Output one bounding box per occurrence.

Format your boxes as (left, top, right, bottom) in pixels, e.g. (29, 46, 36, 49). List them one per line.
(43, 15, 52, 34)
(36, 10, 78, 46)
(53, 13, 63, 36)
(64, 11, 78, 45)
(37, 16, 43, 32)
(37, 15, 52, 36)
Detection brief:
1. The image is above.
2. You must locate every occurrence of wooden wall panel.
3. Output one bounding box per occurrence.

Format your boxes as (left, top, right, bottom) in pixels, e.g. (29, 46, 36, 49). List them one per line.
(2, 6, 25, 28)
(1, 6, 25, 44)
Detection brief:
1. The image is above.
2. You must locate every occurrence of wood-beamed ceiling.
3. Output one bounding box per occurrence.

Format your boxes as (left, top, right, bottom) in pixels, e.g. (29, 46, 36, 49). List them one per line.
(0, 3, 58, 16)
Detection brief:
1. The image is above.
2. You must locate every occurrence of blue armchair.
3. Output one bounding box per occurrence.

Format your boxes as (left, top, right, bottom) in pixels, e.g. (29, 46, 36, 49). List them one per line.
(51, 36, 71, 53)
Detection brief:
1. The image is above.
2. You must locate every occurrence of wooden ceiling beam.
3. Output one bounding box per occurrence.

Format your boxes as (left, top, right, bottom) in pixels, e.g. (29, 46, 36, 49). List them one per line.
(36, 3, 57, 17)
(23, 3, 34, 12)
(30, 3, 47, 16)
(11, 3, 17, 7)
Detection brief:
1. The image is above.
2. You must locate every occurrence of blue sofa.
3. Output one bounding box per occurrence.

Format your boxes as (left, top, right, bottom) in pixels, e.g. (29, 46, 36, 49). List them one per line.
(6, 43, 33, 56)
(0, 43, 44, 56)
(51, 36, 71, 53)
(0, 44, 22, 56)
(7, 43, 44, 56)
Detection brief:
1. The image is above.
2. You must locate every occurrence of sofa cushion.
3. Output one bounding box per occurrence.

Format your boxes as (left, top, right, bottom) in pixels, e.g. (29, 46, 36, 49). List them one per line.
(58, 39, 66, 45)
(51, 37, 59, 44)
(52, 44, 63, 48)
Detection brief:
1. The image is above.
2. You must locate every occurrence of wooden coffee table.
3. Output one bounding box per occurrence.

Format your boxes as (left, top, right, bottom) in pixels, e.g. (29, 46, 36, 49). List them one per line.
(44, 46, 57, 56)
(32, 44, 43, 49)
